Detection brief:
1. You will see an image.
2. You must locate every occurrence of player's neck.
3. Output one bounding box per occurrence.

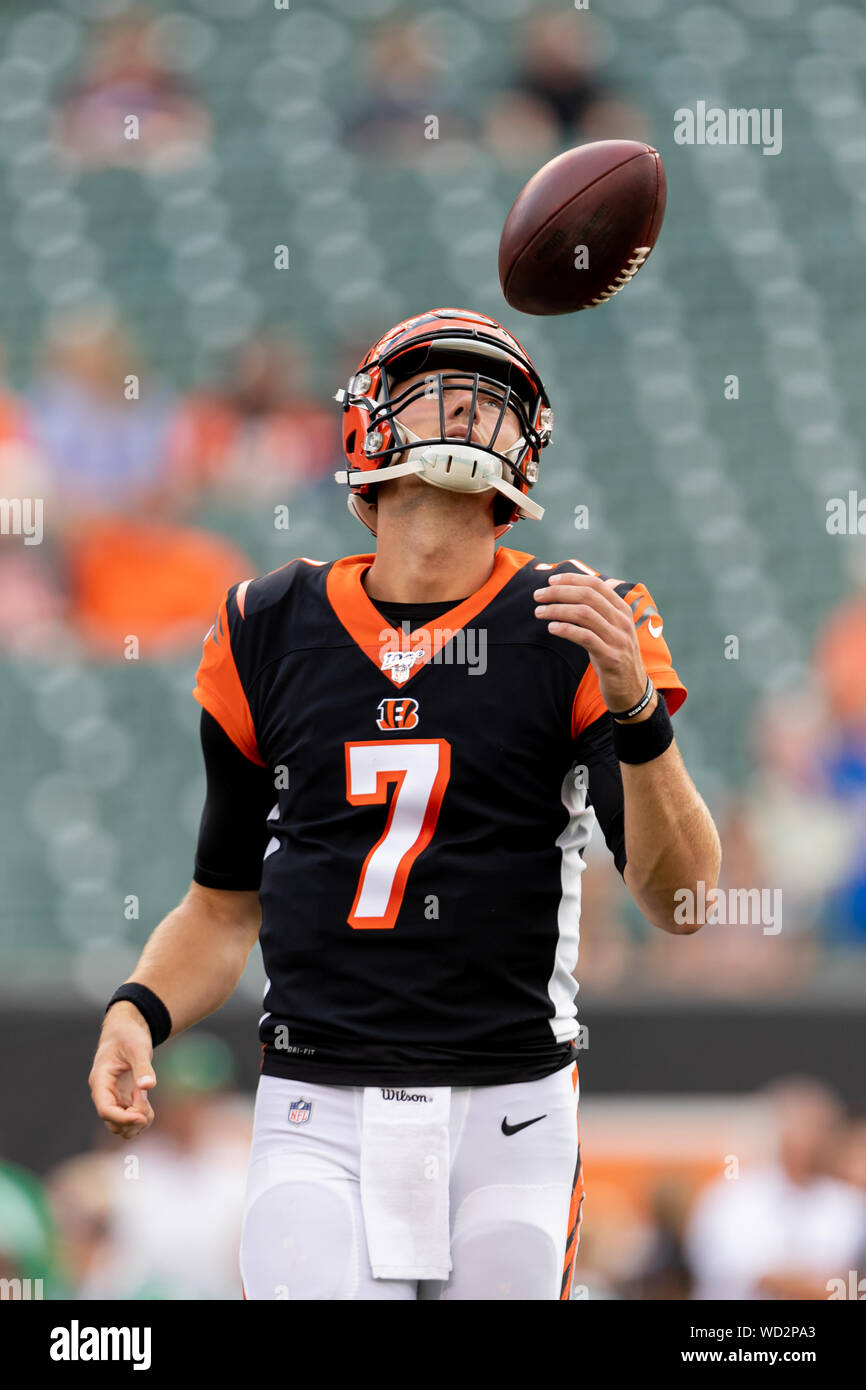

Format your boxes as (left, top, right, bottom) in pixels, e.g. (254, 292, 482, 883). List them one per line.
(363, 516, 497, 604)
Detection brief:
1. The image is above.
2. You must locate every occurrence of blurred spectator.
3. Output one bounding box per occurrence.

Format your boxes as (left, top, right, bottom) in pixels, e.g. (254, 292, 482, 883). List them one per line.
(0, 1158, 62, 1296)
(56, 8, 211, 171)
(0, 341, 36, 465)
(836, 1117, 866, 1196)
(685, 1078, 866, 1299)
(812, 591, 866, 941)
(66, 1034, 251, 1300)
(24, 309, 252, 659)
(483, 10, 650, 168)
(169, 332, 340, 505)
(47, 1152, 116, 1298)
(0, 338, 68, 650)
(65, 515, 252, 658)
(619, 1178, 693, 1301)
(345, 19, 473, 166)
(836, 1118, 866, 1283)
(696, 598, 866, 956)
(815, 588, 866, 731)
(29, 309, 179, 520)
(641, 687, 854, 998)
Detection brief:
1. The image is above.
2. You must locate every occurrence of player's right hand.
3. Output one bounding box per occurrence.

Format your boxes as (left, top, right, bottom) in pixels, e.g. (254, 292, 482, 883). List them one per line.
(89, 1002, 157, 1139)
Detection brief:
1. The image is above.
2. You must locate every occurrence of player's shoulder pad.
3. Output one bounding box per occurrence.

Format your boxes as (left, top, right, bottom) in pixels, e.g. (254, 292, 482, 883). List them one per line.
(234, 556, 330, 623)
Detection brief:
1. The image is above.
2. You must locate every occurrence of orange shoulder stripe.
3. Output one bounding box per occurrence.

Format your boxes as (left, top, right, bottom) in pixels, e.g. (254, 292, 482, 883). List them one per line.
(193, 590, 264, 765)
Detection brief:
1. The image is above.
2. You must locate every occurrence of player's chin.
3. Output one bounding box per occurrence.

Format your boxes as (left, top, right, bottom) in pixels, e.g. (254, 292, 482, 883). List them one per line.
(435, 486, 499, 525)
(383, 473, 497, 519)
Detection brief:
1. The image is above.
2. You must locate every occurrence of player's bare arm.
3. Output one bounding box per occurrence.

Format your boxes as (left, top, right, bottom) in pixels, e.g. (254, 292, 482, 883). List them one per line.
(534, 571, 721, 933)
(89, 881, 261, 1139)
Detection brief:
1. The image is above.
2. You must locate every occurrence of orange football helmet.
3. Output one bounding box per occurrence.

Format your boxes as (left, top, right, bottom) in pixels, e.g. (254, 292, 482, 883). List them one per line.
(333, 307, 553, 538)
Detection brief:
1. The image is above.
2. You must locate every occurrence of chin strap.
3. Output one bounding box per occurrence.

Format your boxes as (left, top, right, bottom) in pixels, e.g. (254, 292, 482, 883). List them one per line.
(334, 458, 424, 486)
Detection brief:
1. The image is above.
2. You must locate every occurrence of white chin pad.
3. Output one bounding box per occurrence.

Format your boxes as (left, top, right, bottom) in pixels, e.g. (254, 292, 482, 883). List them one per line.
(395, 423, 521, 496)
(415, 443, 503, 494)
(384, 422, 543, 521)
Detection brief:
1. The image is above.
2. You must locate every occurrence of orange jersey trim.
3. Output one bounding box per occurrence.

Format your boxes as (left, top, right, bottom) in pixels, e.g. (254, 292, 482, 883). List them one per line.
(571, 581, 687, 737)
(326, 546, 535, 690)
(560, 1061, 585, 1300)
(572, 663, 687, 737)
(193, 589, 265, 766)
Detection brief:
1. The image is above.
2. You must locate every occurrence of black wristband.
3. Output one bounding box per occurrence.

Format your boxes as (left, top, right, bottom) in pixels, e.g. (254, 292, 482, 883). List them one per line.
(611, 691, 674, 765)
(105, 983, 172, 1048)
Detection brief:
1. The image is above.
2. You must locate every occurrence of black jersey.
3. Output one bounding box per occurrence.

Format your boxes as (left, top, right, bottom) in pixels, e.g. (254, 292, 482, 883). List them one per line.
(192, 547, 686, 1085)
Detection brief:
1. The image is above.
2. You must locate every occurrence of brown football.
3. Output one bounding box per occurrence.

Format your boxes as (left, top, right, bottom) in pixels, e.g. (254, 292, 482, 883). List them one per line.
(499, 140, 666, 315)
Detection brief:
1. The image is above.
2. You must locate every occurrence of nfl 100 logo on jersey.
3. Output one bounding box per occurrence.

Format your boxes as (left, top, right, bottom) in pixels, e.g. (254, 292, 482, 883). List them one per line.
(288, 1099, 312, 1125)
(380, 648, 427, 684)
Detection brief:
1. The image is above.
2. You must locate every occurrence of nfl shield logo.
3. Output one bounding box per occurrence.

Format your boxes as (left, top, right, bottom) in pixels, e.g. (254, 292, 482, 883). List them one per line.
(289, 1099, 312, 1126)
(381, 648, 427, 685)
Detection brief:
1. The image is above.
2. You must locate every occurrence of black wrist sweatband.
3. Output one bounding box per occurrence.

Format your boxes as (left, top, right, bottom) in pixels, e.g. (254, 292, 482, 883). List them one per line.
(611, 691, 674, 765)
(105, 983, 172, 1047)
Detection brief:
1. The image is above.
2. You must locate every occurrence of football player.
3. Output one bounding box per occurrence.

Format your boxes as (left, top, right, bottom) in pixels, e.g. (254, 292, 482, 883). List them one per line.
(90, 307, 721, 1300)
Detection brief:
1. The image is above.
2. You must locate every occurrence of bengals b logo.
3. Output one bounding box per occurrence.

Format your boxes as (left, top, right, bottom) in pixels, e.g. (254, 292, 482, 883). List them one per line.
(376, 698, 419, 731)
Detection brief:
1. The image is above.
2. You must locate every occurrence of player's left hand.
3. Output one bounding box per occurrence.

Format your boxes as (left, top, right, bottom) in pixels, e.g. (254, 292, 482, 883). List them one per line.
(533, 573, 649, 714)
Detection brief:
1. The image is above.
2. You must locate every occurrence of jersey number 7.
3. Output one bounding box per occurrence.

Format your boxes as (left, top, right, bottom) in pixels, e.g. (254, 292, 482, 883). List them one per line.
(344, 740, 451, 929)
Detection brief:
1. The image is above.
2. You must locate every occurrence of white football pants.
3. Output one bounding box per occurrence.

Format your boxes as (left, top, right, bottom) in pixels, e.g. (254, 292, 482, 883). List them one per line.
(239, 1061, 584, 1300)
